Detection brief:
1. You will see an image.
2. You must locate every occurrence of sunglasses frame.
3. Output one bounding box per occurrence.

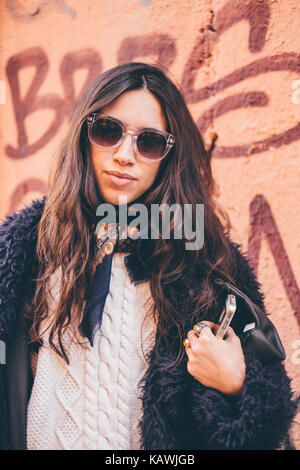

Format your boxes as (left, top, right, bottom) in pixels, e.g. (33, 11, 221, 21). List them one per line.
(86, 112, 176, 162)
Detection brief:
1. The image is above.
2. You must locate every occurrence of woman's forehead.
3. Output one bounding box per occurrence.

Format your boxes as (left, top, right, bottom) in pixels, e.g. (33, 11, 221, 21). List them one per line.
(98, 89, 167, 131)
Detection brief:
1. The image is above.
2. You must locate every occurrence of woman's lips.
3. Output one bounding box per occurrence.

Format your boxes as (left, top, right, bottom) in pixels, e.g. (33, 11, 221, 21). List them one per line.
(105, 172, 136, 187)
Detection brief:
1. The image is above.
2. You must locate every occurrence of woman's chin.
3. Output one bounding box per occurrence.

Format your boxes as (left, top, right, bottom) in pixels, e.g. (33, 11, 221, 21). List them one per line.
(101, 191, 136, 206)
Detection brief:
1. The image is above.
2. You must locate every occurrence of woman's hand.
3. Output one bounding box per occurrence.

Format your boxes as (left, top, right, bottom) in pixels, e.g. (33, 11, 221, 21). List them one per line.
(184, 321, 246, 396)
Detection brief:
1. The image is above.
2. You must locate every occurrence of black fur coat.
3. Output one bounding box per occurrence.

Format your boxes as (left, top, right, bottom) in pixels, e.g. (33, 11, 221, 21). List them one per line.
(0, 197, 296, 450)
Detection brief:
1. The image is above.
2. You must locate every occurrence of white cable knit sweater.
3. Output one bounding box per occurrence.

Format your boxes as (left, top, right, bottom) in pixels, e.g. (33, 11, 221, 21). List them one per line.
(26, 252, 157, 450)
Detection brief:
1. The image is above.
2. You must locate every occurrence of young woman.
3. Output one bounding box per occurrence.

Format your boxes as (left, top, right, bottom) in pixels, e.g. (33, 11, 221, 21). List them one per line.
(0, 62, 296, 450)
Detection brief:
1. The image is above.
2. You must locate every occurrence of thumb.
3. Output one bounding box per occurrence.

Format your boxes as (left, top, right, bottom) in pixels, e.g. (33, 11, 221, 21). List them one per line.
(223, 326, 240, 343)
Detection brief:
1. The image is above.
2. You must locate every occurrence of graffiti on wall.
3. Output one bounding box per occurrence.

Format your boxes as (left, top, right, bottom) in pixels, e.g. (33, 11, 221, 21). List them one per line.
(6, 0, 77, 22)
(2, 0, 300, 332)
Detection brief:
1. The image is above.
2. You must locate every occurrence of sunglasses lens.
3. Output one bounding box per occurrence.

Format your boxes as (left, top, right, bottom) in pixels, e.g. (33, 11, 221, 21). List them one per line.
(137, 131, 167, 160)
(92, 118, 122, 147)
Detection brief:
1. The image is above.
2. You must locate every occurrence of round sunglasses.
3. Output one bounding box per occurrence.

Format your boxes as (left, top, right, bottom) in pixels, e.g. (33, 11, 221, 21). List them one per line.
(86, 113, 176, 162)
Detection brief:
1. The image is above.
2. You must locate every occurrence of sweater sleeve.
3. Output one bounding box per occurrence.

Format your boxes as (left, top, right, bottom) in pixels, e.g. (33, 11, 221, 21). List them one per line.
(0, 197, 45, 341)
(189, 242, 297, 450)
(190, 351, 295, 449)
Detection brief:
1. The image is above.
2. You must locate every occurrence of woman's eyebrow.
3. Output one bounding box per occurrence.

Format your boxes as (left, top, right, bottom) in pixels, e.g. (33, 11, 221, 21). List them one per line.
(107, 114, 164, 132)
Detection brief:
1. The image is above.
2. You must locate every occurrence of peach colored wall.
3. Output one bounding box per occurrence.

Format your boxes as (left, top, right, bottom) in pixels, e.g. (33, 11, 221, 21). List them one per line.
(0, 0, 299, 449)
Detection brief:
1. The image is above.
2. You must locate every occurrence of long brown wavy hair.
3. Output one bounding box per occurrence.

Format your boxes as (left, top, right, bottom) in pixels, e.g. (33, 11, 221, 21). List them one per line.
(26, 62, 236, 365)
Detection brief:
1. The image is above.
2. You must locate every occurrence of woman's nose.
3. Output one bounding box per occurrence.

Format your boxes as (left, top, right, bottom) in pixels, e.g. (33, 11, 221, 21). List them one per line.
(113, 132, 136, 165)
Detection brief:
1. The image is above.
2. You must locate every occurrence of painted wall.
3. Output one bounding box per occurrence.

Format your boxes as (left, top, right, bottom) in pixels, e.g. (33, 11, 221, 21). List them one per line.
(0, 0, 299, 449)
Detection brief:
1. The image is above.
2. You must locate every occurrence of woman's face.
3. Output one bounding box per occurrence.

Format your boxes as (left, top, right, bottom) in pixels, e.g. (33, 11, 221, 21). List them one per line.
(90, 88, 168, 205)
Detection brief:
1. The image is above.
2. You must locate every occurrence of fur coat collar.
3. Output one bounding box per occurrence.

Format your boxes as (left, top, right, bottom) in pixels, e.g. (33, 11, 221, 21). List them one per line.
(0, 197, 296, 450)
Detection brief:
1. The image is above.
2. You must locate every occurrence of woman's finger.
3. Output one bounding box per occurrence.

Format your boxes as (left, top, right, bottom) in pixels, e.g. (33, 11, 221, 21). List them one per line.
(196, 320, 216, 330)
(185, 330, 199, 347)
(193, 320, 216, 336)
(184, 320, 220, 353)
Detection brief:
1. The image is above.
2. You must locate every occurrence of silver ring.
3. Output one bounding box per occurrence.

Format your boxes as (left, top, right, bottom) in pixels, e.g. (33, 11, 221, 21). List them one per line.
(193, 322, 211, 335)
(187, 331, 197, 340)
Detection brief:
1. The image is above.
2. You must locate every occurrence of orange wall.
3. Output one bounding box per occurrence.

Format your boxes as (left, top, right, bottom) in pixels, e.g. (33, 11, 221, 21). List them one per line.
(0, 0, 299, 448)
